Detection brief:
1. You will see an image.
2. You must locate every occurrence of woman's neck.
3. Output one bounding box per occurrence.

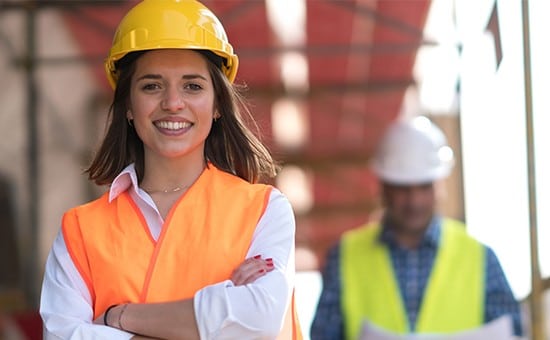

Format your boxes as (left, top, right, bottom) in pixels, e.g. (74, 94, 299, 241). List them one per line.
(140, 153, 206, 193)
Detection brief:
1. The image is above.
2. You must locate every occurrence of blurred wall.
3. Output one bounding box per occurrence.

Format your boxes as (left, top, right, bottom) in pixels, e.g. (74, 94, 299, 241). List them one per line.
(0, 8, 106, 308)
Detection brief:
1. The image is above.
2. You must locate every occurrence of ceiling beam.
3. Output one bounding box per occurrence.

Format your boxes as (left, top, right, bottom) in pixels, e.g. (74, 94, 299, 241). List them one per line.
(295, 199, 376, 218)
(237, 42, 437, 58)
(279, 151, 373, 170)
(17, 40, 431, 67)
(248, 79, 414, 99)
(0, 1, 123, 10)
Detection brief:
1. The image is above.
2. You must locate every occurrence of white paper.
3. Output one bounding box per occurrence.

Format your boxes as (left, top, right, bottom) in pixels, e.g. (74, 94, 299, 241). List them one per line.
(358, 315, 515, 340)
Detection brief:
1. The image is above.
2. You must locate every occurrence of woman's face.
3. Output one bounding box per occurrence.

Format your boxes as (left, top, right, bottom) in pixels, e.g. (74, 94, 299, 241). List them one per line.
(128, 49, 216, 163)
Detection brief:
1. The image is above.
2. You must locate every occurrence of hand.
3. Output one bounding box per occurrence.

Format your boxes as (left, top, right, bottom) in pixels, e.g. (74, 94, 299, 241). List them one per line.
(231, 255, 274, 286)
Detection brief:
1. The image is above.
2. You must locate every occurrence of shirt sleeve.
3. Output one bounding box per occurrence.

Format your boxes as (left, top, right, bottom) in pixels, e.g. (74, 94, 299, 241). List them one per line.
(40, 231, 134, 340)
(484, 246, 524, 336)
(193, 188, 296, 339)
(310, 243, 344, 340)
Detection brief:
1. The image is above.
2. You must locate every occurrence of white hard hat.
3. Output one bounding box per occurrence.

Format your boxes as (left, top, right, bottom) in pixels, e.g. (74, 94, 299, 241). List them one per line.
(371, 116, 455, 184)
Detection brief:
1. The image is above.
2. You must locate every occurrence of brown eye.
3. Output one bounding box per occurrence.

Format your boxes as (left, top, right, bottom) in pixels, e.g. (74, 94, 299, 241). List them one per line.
(142, 83, 161, 91)
(185, 83, 203, 91)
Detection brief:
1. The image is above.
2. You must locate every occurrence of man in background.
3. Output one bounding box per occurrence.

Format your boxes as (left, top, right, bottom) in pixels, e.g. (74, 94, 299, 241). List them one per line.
(311, 116, 522, 339)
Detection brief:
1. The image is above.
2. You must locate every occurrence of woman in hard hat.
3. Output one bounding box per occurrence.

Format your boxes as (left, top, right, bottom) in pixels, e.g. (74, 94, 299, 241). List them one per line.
(40, 1, 301, 339)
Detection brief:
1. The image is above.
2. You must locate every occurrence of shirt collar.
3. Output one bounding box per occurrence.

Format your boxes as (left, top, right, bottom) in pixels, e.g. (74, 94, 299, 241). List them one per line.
(379, 215, 442, 248)
(108, 163, 139, 202)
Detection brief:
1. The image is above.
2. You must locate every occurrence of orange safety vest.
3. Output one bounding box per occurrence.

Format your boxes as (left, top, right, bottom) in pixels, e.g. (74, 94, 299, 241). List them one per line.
(62, 164, 302, 339)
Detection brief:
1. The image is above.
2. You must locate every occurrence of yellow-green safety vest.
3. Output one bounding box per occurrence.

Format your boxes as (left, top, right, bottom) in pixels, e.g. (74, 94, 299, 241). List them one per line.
(341, 219, 485, 339)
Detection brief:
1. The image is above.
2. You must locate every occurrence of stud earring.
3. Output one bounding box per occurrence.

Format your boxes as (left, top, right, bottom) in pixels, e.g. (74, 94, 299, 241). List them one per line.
(127, 110, 134, 127)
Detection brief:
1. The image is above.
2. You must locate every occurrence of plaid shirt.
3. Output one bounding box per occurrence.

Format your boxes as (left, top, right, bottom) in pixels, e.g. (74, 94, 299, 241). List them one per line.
(310, 217, 523, 339)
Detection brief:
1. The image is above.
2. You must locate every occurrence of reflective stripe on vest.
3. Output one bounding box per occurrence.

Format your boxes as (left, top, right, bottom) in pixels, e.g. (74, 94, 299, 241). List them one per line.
(62, 164, 302, 339)
(341, 219, 484, 339)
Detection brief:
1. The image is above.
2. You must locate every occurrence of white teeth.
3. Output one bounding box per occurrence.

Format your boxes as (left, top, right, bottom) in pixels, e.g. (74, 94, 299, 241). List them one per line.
(156, 121, 191, 130)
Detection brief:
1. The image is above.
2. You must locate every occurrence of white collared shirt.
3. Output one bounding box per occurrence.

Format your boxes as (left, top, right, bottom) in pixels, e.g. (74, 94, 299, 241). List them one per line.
(40, 164, 296, 339)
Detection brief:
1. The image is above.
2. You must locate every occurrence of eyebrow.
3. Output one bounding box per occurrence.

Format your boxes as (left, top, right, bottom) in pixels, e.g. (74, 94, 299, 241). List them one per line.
(136, 74, 208, 81)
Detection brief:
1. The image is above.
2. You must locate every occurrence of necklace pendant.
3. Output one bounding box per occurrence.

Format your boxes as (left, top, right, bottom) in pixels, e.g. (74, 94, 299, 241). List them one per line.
(143, 184, 189, 194)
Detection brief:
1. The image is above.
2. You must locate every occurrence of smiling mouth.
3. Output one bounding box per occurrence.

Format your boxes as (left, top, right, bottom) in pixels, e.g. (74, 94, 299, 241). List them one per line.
(155, 121, 192, 130)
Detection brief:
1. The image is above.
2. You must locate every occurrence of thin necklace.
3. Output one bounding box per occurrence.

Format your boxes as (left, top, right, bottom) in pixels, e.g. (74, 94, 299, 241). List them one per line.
(142, 184, 191, 194)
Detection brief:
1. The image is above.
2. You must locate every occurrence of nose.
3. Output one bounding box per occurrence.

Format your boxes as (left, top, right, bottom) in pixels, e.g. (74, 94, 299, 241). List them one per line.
(161, 87, 185, 112)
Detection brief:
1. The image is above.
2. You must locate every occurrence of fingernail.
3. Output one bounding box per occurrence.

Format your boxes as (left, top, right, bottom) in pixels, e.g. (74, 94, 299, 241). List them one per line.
(253, 255, 261, 259)
(265, 258, 273, 262)
(258, 269, 265, 273)
(267, 262, 274, 267)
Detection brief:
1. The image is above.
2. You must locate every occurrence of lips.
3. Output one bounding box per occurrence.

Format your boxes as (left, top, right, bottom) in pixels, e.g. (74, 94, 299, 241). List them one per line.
(154, 120, 192, 130)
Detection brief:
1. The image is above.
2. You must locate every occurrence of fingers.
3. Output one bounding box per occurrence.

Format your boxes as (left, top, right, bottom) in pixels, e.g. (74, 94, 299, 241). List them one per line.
(238, 268, 269, 286)
(231, 255, 274, 286)
(232, 258, 271, 285)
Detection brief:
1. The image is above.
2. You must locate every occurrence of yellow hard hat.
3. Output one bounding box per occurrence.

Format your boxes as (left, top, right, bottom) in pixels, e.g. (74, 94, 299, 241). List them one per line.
(104, 0, 239, 88)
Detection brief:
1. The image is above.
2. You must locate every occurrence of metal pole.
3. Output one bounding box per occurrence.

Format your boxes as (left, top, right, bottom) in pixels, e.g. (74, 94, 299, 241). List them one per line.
(521, 1, 545, 339)
(25, 3, 39, 308)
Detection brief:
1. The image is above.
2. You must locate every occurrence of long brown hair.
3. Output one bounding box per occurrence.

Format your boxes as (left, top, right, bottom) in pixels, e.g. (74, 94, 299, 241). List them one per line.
(86, 51, 279, 185)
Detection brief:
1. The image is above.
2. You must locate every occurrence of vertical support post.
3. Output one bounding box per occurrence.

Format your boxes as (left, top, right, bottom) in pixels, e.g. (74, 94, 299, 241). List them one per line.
(25, 2, 39, 308)
(521, 0, 545, 339)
